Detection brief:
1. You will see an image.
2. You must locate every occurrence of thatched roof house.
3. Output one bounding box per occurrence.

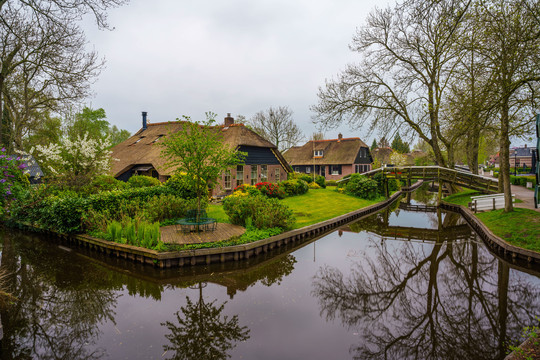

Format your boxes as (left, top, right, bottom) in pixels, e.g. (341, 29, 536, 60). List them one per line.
(283, 134, 372, 180)
(111, 113, 291, 195)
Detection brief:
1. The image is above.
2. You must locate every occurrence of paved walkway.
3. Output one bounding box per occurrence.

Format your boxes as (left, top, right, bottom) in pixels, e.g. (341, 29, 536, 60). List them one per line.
(161, 223, 245, 245)
(482, 172, 539, 212)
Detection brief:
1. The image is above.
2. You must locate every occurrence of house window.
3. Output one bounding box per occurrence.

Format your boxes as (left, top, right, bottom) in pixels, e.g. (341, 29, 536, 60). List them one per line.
(294, 167, 300, 173)
(251, 166, 258, 185)
(152, 135, 164, 143)
(132, 136, 145, 145)
(306, 166, 311, 174)
(314, 150, 324, 157)
(275, 168, 280, 182)
(331, 165, 341, 175)
(224, 170, 231, 190)
(261, 165, 268, 182)
(236, 165, 244, 187)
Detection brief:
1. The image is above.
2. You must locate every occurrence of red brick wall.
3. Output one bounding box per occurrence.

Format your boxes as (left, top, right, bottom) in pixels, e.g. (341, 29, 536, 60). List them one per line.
(213, 164, 288, 196)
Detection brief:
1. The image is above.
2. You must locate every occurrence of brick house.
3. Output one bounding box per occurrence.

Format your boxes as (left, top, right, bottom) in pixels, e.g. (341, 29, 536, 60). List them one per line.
(510, 145, 534, 168)
(110, 113, 291, 195)
(283, 134, 373, 181)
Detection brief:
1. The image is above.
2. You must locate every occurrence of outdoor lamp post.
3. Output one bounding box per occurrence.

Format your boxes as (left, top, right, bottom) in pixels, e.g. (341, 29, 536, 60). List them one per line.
(515, 150, 517, 176)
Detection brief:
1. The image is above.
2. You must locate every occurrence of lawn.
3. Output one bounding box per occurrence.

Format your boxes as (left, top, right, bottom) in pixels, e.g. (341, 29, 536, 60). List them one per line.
(281, 187, 384, 229)
(443, 189, 539, 252)
(208, 186, 384, 230)
(477, 209, 540, 252)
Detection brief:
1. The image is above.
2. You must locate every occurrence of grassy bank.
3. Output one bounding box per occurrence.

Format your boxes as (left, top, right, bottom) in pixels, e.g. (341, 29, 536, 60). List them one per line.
(443, 190, 540, 252)
(208, 187, 384, 230)
(281, 187, 383, 229)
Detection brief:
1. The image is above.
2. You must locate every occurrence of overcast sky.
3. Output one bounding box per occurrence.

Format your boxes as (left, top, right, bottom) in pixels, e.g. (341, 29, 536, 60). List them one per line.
(82, 0, 393, 144)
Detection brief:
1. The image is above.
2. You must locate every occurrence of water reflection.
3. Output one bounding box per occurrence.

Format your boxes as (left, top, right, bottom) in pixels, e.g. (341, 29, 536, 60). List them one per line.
(161, 283, 250, 360)
(0, 232, 119, 359)
(313, 205, 540, 360)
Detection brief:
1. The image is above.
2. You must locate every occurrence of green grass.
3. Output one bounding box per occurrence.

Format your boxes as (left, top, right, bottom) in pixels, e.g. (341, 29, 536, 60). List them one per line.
(443, 189, 482, 206)
(477, 208, 540, 252)
(207, 204, 229, 223)
(444, 189, 539, 252)
(281, 187, 383, 229)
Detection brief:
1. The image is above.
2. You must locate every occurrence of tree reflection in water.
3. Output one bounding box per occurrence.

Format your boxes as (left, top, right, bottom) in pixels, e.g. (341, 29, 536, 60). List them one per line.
(313, 220, 540, 359)
(162, 282, 250, 360)
(0, 232, 119, 360)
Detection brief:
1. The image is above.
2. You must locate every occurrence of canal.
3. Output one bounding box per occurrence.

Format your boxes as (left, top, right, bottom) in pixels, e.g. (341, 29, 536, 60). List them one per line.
(0, 186, 539, 359)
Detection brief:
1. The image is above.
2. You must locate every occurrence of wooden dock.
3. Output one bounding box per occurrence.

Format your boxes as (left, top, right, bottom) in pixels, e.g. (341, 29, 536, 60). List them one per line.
(160, 223, 245, 245)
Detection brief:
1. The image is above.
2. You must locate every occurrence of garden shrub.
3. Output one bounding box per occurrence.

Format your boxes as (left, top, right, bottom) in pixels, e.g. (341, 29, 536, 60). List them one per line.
(40, 196, 91, 233)
(143, 195, 199, 223)
(164, 172, 204, 199)
(315, 175, 326, 188)
(308, 182, 321, 189)
(127, 175, 161, 188)
(222, 194, 294, 229)
(255, 182, 286, 199)
(345, 174, 379, 200)
(373, 172, 400, 194)
(280, 179, 309, 196)
(87, 186, 175, 214)
(233, 183, 261, 197)
(84, 175, 127, 194)
(326, 180, 338, 187)
(288, 172, 313, 183)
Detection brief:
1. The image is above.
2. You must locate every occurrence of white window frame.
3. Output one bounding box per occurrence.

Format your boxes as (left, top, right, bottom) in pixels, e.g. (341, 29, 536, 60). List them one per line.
(314, 150, 323, 157)
(224, 170, 232, 190)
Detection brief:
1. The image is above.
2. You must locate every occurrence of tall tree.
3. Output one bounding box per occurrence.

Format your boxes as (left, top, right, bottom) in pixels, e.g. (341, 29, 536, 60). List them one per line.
(391, 133, 410, 154)
(475, 0, 540, 211)
(312, 0, 473, 167)
(0, 0, 128, 149)
(248, 106, 304, 152)
(370, 139, 378, 151)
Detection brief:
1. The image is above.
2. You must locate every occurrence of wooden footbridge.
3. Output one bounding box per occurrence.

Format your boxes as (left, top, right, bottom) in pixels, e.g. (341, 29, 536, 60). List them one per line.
(358, 166, 499, 194)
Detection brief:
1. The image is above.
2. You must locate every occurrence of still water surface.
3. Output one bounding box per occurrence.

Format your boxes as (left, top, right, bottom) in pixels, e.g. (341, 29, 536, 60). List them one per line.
(1, 188, 539, 359)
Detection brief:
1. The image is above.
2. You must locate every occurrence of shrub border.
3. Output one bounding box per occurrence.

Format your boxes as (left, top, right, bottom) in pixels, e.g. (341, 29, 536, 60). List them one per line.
(17, 187, 412, 269)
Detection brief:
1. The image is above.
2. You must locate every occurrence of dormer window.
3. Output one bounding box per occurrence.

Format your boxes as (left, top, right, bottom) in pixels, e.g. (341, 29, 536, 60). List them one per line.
(152, 135, 164, 143)
(314, 150, 324, 157)
(132, 136, 145, 145)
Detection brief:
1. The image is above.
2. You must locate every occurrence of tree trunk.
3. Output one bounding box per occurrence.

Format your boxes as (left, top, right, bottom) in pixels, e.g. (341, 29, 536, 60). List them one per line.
(499, 99, 513, 212)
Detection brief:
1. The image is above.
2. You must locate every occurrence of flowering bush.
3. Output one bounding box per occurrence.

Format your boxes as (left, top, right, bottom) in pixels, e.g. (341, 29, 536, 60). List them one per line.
(31, 132, 113, 190)
(308, 182, 321, 189)
(255, 182, 286, 199)
(233, 183, 261, 197)
(0, 148, 30, 208)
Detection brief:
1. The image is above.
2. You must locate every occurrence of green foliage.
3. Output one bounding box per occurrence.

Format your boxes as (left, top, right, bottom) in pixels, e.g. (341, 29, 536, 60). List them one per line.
(164, 172, 203, 199)
(308, 182, 321, 189)
(391, 133, 410, 154)
(345, 173, 379, 200)
(222, 194, 295, 229)
(315, 175, 326, 188)
(84, 174, 127, 194)
(371, 139, 378, 150)
(288, 172, 313, 183)
(279, 179, 309, 196)
(106, 221, 123, 243)
(87, 186, 175, 214)
(372, 172, 399, 194)
(506, 317, 539, 358)
(39, 196, 91, 233)
(326, 180, 338, 186)
(137, 221, 161, 248)
(127, 175, 161, 188)
(143, 195, 199, 223)
(233, 183, 261, 197)
(0, 150, 30, 209)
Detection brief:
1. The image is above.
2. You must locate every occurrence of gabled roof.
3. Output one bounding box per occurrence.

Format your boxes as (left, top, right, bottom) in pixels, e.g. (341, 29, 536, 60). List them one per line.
(283, 137, 369, 165)
(511, 147, 533, 157)
(111, 120, 288, 177)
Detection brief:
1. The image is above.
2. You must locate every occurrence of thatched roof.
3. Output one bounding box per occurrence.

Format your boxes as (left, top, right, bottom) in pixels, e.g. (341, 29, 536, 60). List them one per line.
(111, 120, 287, 177)
(371, 147, 394, 164)
(283, 137, 370, 165)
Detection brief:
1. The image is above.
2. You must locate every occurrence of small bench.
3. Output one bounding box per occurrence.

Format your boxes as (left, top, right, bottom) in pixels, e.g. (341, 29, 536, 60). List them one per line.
(469, 193, 515, 213)
(176, 209, 217, 233)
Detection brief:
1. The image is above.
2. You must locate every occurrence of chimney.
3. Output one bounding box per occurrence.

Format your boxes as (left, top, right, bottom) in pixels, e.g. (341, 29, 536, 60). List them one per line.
(224, 113, 234, 127)
(142, 111, 148, 130)
(338, 133, 343, 142)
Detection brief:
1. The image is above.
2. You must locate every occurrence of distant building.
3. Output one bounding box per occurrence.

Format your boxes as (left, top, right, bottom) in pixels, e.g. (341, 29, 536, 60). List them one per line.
(110, 113, 291, 196)
(489, 153, 500, 168)
(371, 147, 394, 165)
(283, 134, 372, 180)
(510, 145, 534, 168)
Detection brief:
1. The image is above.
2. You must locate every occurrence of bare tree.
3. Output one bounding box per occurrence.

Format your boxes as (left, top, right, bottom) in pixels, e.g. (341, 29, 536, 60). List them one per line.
(248, 106, 304, 152)
(312, 0, 473, 167)
(0, 0, 128, 149)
